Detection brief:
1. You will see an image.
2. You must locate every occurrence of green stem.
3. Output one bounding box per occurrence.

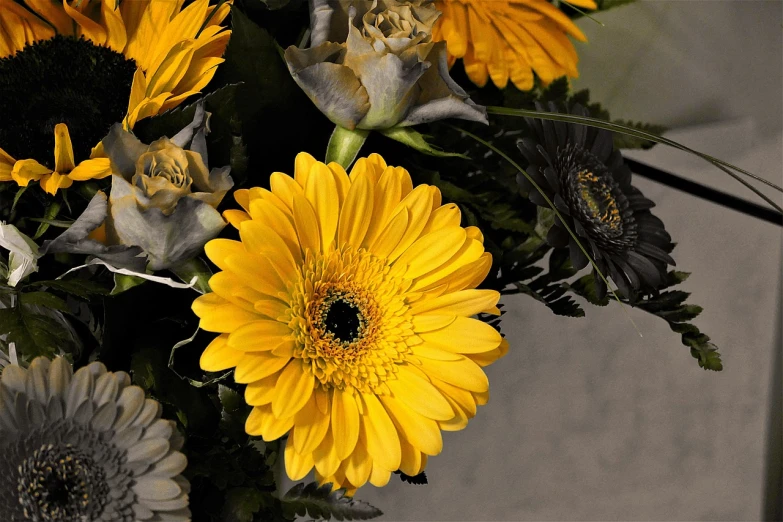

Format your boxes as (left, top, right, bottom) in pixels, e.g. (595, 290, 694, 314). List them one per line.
(325, 126, 369, 169)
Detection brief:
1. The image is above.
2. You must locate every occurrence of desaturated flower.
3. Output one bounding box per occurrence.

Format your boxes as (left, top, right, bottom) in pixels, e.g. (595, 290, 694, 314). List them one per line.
(43, 105, 233, 272)
(0, 356, 190, 520)
(284, 0, 487, 131)
(0, 221, 39, 286)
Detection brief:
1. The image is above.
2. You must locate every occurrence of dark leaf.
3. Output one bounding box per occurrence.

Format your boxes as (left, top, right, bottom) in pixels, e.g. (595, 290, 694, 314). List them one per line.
(222, 487, 265, 522)
(397, 471, 428, 485)
(19, 291, 70, 313)
(282, 482, 383, 521)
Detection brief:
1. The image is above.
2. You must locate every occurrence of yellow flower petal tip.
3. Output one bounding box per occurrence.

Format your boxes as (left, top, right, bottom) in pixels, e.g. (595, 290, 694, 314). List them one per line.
(193, 152, 504, 492)
(433, 0, 594, 90)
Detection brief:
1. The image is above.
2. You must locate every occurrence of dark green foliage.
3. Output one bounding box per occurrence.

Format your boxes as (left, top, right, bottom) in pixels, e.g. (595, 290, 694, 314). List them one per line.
(282, 482, 383, 521)
(396, 471, 428, 485)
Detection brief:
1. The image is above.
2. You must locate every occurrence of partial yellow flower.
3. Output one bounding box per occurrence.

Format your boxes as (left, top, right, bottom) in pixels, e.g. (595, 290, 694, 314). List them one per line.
(7, 124, 111, 196)
(193, 152, 509, 491)
(0, 0, 231, 194)
(432, 0, 597, 90)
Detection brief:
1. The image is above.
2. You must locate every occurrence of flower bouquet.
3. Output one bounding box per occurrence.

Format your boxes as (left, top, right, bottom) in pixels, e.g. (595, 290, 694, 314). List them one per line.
(0, 1, 779, 520)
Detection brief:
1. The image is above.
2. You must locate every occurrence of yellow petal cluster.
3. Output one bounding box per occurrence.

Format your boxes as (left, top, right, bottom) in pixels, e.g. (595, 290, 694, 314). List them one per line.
(432, 0, 597, 90)
(193, 152, 508, 490)
(0, 0, 231, 194)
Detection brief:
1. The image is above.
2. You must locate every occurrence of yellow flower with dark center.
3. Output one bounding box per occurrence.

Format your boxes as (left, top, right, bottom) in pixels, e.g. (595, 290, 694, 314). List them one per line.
(432, 0, 597, 90)
(192, 152, 508, 490)
(0, 0, 231, 195)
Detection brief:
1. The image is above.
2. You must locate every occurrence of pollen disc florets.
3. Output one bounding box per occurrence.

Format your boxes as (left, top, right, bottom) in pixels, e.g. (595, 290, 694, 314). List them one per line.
(291, 248, 414, 394)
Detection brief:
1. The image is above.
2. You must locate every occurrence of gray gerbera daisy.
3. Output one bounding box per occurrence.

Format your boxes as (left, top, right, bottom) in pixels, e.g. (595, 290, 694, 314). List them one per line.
(0, 356, 190, 521)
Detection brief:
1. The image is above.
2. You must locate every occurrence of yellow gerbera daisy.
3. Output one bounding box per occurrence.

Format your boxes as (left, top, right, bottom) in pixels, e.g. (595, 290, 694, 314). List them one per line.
(192, 152, 509, 490)
(432, 0, 597, 90)
(0, 0, 231, 194)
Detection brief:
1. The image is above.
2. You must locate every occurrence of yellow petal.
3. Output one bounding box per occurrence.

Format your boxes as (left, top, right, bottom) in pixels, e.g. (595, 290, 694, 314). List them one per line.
(337, 172, 373, 249)
(227, 320, 292, 352)
(272, 361, 314, 419)
(64, 0, 108, 46)
(394, 227, 467, 280)
(312, 428, 341, 478)
(416, 355, 489, 393)
(368, 209, 408, 260)
(234, 352, 290, 384)
(421, 203, 461, 236)
(293, 390, 330, 454)
(379, 395, 443, 455)
(205, 239, 246, 272)
(146, 40, 196, 97)
(331, 388, 360, 460)
(248, 199, 299, 261)
(246, 404, 295, 441)
(239, 220, 300, 281)
(292, 193, 321, 255)
(53, 123, 75, 174)
(285, 433, 315, 480)
(386, 366, 454, 421)
(245, 373, 279, 406)
(411, 289, 500, 316)
(41, 172, 73, 195)
(224, 209, 250, 229)
(269, 172, 303, 211)
(199, 334, 243, 372)
(67, 158, 112, 181)
(100, 0, 127, 52)
(192, 292, 260, 333)
(344, 436, 372, 487)
(386, 185, 435, 261)
(368, 464, 391, 487)
(419, 316, 501, 354)
(294, 152, 317, 188)
(225, 252, 287, 298)
(359, 393, 401, 472)
(305, 162, 339, 251)
(412, 315, 456, 333)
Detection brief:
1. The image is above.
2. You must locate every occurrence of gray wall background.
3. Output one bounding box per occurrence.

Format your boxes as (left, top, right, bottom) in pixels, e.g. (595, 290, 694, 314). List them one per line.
(358, 1, 783, 520)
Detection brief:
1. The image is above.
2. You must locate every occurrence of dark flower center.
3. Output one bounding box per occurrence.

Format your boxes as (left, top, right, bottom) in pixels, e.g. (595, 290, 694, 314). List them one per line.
(555, 143, 637, 252)
(17, 443, 110, 521)
(0, 35, 137, 169)
(322, 295, 364, 344)
(573, 169, 623, 234)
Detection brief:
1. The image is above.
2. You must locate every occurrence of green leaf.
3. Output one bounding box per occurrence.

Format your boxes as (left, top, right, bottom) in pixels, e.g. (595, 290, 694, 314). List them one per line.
(0, 304, 79, 360)
(111, 273, 146, 295)
(170, 257, 213, 294)
(282, 482, 383, 521)
(33, 201, 62, 240)
(380, 127, 468, 159)
(30, 278, 109, 299)
(19, 291, 70, 313)
(219, 384, 243, 413)
(222, 487, 265, 522)
(565, 274, 610, 306)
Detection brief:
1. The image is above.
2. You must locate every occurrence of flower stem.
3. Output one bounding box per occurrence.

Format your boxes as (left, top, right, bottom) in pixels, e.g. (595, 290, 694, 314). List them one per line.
(325, 126, 369, 169)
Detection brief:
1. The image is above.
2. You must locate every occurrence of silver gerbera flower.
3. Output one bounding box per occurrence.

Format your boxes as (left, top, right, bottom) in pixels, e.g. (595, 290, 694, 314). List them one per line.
(0, 356, 190, 521)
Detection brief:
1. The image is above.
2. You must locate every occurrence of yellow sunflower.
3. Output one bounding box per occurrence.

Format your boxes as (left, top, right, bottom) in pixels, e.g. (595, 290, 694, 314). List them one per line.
(193, 152, 509, 490)
(432, 0, 597, 90)
(0, 0, 231, 194)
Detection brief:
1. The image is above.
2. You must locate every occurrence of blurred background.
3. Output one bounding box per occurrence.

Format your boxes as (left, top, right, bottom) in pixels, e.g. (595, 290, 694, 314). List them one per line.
(357, 1, 783, 519)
